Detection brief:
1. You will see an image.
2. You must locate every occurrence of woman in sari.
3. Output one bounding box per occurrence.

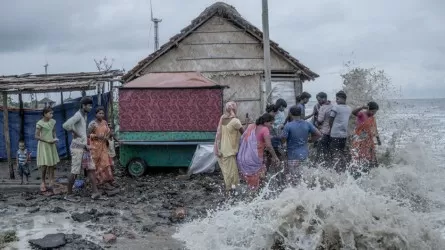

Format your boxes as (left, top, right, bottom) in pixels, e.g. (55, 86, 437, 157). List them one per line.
(214, 102, 244, 194)
(88, 106, 115, 189)
(237, 113, 279, 191)
(351, 102, 382, 171)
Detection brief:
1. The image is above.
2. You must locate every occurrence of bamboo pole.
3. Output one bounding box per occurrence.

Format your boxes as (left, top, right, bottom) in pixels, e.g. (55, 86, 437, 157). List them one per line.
(97, 83, 102, 106)
(262, 0, 272, 106)
(18, 93, 25, 140)
(102, 82, 106, 99)
(109, 81, 115, 129)
(294, 79, 302, 105)
(60, 92, 70, 158)
(2, 92, 14, 179)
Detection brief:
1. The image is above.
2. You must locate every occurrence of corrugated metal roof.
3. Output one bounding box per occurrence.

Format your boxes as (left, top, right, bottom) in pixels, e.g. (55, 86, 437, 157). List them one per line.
(122, 72, 226, 89)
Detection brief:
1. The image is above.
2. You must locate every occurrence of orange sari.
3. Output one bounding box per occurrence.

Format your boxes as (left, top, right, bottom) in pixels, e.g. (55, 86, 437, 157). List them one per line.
(351, 113, 378, 164)
(88, 120, 113, 184)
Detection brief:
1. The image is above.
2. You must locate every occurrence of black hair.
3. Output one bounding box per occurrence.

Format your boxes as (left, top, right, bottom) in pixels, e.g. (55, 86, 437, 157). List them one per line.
(95, 106, 105, 114)
(336, 91, 347, 100)
(296, 92, 312, 102)
(42, 107, 53, 116)
(266, 104, 279, 113)
(80, 96, 93, 106)
(301, 92, 312, 99)
(255, 113, 275, 125)
(368, 101, 379, 111)
(289, 105, 302, 117)
(275, 98, 287, 108)
(19, 139, 25, 143)
(316, 92, 327, 99)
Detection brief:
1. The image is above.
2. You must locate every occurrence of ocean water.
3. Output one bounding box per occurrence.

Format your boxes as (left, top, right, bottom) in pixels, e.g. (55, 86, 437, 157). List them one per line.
(173, 98, 445, 249)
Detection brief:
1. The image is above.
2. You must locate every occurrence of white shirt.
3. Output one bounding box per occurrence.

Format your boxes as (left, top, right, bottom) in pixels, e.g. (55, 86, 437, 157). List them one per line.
(330, 104, 351, 138)
(62, 110, 88, 146)
(317, 102, 333, 135)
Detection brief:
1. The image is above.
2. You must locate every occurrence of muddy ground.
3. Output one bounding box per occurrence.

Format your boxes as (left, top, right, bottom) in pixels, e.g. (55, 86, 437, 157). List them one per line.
(0, 160, 228, 250)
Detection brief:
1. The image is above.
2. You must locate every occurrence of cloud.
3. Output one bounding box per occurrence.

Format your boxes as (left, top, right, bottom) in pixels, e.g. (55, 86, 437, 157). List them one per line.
(0, 0, 443, 99)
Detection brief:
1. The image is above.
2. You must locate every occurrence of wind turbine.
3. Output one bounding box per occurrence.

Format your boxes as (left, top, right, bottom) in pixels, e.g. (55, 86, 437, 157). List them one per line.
(44, 61, 49, 75)
(150, 0, 162, 51)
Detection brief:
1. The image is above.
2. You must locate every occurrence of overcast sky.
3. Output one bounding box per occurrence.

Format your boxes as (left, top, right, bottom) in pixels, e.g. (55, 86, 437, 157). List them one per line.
(1, 0, 444, 100)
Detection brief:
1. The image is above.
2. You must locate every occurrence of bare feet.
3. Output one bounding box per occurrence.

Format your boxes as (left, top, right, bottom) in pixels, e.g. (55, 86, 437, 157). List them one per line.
(91, 192, 108, 200)
(103, 183, 114, 190)
(40, 183, 47, 192)
(64, 194, 80, 202)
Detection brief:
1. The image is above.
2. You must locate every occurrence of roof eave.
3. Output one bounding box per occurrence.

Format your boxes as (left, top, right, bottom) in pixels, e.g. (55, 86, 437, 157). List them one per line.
(122, 14, 216, 83)
(119, 85, 229, 90)
(123, 3, 319, 82)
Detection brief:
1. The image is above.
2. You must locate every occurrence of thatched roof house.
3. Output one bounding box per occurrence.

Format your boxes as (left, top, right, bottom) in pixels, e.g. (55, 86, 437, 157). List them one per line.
(123, 2, 318, 119)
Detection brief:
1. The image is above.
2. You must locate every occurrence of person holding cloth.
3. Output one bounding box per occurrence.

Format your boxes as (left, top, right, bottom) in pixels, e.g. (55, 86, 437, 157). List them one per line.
(63, 97, 102, 201)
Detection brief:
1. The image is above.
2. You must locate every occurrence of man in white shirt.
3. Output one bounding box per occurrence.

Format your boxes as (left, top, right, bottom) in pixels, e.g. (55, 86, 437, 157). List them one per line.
(329, 91, 351, 172)
(63, 96, 101, 201)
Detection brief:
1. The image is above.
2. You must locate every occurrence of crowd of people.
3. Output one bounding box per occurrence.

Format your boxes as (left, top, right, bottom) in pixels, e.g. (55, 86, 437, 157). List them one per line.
(16, 96, 117, 201)
(15, 92, 380, 199)
(214, 91, 381, 194)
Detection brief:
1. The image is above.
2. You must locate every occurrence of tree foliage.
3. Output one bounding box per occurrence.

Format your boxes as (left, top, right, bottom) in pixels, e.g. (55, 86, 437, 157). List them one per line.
(0, 95, 13, 107)
(93, 57, 120, 134)
(94, 56, 114, 72)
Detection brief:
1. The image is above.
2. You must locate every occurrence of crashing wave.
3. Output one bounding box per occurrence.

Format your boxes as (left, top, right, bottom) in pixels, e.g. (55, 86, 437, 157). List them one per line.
(173, 141, 445, 249)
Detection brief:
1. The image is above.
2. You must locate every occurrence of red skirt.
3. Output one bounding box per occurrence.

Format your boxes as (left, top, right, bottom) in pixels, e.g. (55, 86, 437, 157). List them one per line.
(243, 166, 266, 190)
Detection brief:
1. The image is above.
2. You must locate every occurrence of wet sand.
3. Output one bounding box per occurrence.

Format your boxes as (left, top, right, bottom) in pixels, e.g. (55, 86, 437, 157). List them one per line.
(0, 163, 226, 250)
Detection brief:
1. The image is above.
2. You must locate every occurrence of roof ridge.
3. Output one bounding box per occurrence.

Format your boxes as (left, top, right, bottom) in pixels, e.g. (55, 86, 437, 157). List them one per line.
(123, 3, 319, 82)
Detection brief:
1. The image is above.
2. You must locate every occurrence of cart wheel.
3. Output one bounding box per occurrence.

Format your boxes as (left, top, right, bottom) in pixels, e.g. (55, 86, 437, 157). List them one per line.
(127, 158, 147, 177)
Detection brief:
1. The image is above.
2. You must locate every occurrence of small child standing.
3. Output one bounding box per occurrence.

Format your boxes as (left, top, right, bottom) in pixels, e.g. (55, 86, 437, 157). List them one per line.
(17, 140, 31, 184)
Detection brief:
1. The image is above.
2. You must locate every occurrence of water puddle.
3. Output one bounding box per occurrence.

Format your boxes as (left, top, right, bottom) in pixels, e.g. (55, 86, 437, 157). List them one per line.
(1, 209, 101, 249)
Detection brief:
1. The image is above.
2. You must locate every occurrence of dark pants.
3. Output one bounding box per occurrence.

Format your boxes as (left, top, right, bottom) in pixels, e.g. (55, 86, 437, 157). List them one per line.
(330, 137, 347, 172)
(265, 147, 284, 171)
(18, 163, 30, 177)
(265, 147, 287, 190)
(316, 134, 331, 168)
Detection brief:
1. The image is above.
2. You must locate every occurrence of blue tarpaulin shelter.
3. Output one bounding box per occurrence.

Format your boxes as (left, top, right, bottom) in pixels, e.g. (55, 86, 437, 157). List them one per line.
(0, 93, 110, 160)
(0, 70, 123, 179)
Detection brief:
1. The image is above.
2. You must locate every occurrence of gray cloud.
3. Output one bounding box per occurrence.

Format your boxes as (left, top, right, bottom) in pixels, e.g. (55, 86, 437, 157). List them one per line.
(0, 0, 444, 98)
